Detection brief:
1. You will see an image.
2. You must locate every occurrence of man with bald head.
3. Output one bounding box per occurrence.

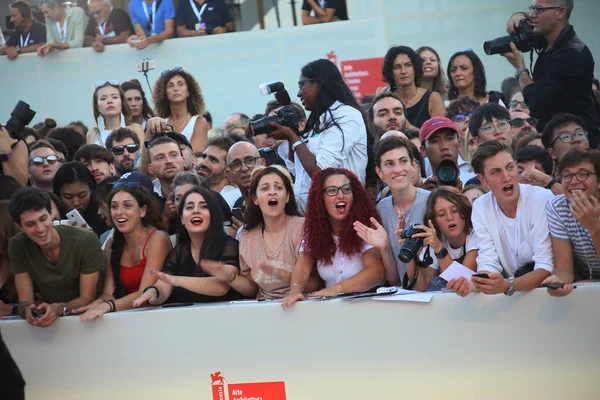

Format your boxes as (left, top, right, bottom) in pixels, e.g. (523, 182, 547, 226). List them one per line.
(225, 142, 265, 222)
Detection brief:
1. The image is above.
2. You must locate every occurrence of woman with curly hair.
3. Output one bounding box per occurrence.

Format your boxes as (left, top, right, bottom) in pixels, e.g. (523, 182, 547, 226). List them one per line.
(380, 46, 446, 129)
(145, 67, 209, 152)
(447, 50, 505, 106)
(86, 81, 146, 147)
(416, 46, 448, 99)
(74, 178, 172, 321)
(282, 168, 385, 308)
(121, 79, 155, 130)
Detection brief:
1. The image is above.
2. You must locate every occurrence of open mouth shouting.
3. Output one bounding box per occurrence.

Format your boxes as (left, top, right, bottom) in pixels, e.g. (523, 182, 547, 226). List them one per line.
(190, 216, 204, 226)
(267, 198, 279, 208)
(501, 183, 515, 196)
(334, 201, 347, 214)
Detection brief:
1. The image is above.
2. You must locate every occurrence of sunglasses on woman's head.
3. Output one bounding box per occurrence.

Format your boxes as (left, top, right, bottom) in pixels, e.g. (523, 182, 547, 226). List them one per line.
(161, 67, 184, 77)
(95, 80, 119, 88)
(111, 144, 140, 155)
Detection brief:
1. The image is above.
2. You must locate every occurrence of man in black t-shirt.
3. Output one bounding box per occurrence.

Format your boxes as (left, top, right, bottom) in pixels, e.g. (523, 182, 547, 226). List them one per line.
(85, 0, 133, 53)
(176, 0, 234, 38)
(0, 2, 46, 60)
(301, 0, 348, 25)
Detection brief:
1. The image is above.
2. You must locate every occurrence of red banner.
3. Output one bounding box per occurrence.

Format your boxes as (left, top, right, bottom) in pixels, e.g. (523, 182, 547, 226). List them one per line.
(212, 384, 226, 400)
(340, 57, 385, 101)
(228, 382, 287, 400)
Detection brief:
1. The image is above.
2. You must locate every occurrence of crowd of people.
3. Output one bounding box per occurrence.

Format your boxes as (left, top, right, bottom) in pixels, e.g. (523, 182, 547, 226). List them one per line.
(0, 0, 599, 330)
(0, 0, 347, 58)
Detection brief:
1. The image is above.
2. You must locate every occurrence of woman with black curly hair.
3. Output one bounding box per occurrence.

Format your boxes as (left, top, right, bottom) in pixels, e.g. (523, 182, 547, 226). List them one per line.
(145, 67, 209, 152)
(447, 50, 506, 107)
(381, 46, 446, 129)
(282, 168, 384, 309)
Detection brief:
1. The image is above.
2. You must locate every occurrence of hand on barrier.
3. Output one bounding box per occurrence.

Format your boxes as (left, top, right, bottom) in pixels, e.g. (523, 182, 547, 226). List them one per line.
(71, 299, 104, 314)
(308, 286, 341, 298)
(79, 303, 111, 322)
(133, 289, 158, 308)
(471, 272, 509, 295)
(447, 277, 472, 297)
(542, 275, 574, 297)
(280, 290, 304, 310)
(33, 303, 59, 328)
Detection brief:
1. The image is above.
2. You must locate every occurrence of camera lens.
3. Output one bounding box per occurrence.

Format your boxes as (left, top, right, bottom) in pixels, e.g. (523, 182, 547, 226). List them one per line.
(436, 159, 460, 186)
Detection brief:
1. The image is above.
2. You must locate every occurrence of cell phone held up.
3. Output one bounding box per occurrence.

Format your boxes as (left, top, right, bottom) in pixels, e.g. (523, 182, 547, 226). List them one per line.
(472, 273, 490, 279)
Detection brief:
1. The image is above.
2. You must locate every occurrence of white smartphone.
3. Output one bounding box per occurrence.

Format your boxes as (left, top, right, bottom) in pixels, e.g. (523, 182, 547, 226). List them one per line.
(66, 209, 88, 227)
(52, 219, 71, 226)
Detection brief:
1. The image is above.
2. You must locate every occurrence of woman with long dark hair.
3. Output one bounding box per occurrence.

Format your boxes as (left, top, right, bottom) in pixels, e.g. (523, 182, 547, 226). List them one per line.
(381, 46, 446, 129)
(282, 168, 385, 308)
(53, 161, 107, 235)
(145, 68, 209, 152)
(268, 59, 374, 212)
(121, 79, 155, 130)
(416, 46, 449, 99)
(133, 186, 243, 306)
(75, 183, 171, 321)
(86, 81, 146, 147)
(447, 50, 505, 106)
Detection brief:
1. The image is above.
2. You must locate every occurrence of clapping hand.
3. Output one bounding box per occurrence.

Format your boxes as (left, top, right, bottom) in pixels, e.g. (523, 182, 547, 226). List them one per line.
(200, 260, 238, 283)
(353, 217, 390, 251)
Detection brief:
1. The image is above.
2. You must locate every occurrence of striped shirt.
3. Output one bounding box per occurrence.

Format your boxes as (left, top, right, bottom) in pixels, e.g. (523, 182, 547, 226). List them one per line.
(546, 194, 600, 280)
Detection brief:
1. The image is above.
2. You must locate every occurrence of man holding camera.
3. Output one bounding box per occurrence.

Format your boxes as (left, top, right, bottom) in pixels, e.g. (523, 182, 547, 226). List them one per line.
(503, 1, 598, 145)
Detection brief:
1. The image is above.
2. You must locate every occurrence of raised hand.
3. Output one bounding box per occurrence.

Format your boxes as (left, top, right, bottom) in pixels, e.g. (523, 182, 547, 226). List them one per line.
(200, 260, 238, 283)
(353, 217, 390, 250)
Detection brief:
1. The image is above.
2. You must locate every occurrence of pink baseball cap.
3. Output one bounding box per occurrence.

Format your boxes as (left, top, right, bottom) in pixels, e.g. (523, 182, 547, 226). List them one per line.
(419, 117, 458, 144)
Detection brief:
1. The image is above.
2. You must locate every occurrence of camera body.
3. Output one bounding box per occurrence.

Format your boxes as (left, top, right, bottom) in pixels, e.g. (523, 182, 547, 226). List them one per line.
(398, 224, 425, 263)
(250, 106, 300, 136)
(3, 101, 36, 139)
(436, 159, 460, 187)
(250, 81, 300, 136)
(484, 19, 536, 55)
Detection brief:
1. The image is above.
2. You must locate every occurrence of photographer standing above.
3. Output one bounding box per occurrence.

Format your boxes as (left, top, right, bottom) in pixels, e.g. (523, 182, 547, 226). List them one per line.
(503, 1, 598, 146)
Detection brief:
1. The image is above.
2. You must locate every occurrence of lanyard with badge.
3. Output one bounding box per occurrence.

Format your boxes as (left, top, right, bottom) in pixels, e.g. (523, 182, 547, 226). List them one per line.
(56, 19, 68, 43)
(190, 0, 208, 29)
(20, 32, 31, 48)
(142, 0, 157, 35)
(493, 195, 520, 270)
(97, 7, 113, 37)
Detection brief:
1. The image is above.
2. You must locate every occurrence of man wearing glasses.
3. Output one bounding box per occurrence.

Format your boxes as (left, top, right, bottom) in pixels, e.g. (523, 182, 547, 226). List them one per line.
(544, 147, 600, 297)
(105, 128, 140, 176)
(510, 112, 538, 139)
(225, 142, 265, 223)
(28, 140, 63, 192)
(84, 0, 133, 53)
(542, 113, 590, 165)
(503, 1, 598, 146)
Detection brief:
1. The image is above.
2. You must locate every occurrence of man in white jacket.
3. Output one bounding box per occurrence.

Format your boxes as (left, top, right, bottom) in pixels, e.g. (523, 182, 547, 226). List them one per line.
(448, 140, 554, 296)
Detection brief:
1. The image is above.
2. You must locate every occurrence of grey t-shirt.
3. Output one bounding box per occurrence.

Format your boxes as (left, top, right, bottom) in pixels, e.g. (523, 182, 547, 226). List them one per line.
(377, 188, 430, 280)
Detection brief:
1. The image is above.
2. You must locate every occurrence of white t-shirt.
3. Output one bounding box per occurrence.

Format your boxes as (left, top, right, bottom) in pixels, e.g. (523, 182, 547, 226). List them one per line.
(426, 231, 478, 270)
(300, 236, 373, 288)
(220, 185, 242, 210)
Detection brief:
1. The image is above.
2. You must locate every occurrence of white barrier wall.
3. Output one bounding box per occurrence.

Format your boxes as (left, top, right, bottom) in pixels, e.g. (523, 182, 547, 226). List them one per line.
(2, 285, 600, 400)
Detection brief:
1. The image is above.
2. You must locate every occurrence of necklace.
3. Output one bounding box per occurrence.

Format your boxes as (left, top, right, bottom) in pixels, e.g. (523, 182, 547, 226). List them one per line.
(399, 87, 420, 106)
(172, 115, 191, 133)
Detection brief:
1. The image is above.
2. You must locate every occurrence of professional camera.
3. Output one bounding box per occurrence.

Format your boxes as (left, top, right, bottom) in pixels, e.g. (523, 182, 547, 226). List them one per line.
(250, 81, 301, 136)
(483, 18, 535, 55)
(436, 159, 460, 187)
(398, 224, 426, 263)
(3, 101, 36, 138)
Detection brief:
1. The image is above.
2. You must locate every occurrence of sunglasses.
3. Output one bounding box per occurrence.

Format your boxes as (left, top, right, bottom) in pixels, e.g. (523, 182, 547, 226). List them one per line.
(112, 181, 144, 191)
(510, 117, 537, 128)
(451, 113, 473, 123)
(30, 154, 60, 166)
(95, 80, 119, 87)
(161, 67, 183, 77)
(111, 144, 140, 155)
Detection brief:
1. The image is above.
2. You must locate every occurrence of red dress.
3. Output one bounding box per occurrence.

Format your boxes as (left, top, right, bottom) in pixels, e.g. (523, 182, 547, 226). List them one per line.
(120, 229, 157, 294)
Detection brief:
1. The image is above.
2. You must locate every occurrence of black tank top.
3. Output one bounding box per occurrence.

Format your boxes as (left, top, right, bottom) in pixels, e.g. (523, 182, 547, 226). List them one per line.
(406, 90, 433, 128)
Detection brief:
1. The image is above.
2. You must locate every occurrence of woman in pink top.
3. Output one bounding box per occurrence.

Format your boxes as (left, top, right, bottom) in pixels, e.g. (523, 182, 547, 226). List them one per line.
(202, 166, 319, 299)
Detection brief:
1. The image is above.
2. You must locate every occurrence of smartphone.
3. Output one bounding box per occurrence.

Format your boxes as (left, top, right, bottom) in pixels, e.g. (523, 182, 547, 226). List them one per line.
(542, 283, 565, 290)
(231, 207, 243, 222)
(472, 273, 490, 279)
(137, 58, 155, 72)
(161, 302, 194, 308)
(52, 219, 71, 226)
(30, 307, 43, 320)
(66, 209, 88, 227)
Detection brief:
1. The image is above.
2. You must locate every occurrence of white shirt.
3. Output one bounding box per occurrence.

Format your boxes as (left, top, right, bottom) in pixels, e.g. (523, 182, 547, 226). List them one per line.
(426, 231, 478, 270)
(167, 115, 199, 142)
(472, 183, 554, 276)
(294, 101, 368, 213)
(220, 185, 242, 210)
(301, 236, 373, 288)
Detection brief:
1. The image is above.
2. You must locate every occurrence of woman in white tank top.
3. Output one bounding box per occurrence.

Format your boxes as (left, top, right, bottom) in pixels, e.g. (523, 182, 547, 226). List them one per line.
(145, 68, 208, 152)
(86, 81, 145, 147)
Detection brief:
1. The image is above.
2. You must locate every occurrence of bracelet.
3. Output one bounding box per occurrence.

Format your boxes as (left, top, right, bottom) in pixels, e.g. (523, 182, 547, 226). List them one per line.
(291, 140, 304, 152)
(104, 300, 116, 313)
(291, 283, 304, 292)
(434, 247, 449, 259)
(514, 67, 529, 80)
(545, 179, 558, 190)
(143, 285, 160, 299)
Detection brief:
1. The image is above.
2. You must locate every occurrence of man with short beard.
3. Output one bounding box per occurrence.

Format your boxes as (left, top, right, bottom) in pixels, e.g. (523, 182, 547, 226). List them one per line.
(106, 128, 140, 176)
(198, 135, 241, 209)
(510, 112, 537, 139)
(368, 93, 408, 133)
